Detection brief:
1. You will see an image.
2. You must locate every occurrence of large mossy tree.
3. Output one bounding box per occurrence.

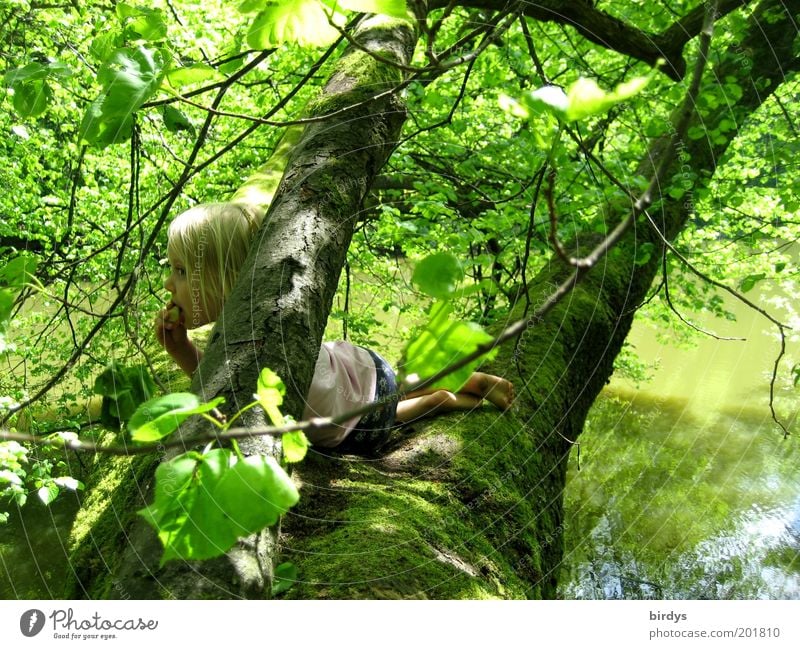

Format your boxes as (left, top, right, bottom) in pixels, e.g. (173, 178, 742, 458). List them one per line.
(0, 0, 797, 598)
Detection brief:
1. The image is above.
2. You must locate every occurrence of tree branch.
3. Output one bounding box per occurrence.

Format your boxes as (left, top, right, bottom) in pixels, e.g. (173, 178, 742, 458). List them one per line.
(430, 0, 755, 80)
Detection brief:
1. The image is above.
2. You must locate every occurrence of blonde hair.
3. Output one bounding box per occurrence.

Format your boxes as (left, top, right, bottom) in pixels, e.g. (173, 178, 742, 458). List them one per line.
(167, 202, 264, 322)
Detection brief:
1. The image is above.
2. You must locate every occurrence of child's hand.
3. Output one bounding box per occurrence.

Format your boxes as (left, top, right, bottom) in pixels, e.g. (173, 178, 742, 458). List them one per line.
(155, 302, 202, 376)
(155, 301, 189, 353)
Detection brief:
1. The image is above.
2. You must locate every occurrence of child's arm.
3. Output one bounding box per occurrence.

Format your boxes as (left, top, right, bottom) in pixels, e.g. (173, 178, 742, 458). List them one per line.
(155, 303, 203, 377)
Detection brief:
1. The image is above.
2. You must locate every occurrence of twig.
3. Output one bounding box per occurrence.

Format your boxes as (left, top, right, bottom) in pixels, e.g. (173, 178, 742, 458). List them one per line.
(425, 0, 459, 64)
(643, 208, 791, 437)
(519, 164, 548, 315)
(518, 13, 548, 82)
(661, 245, 746, 341)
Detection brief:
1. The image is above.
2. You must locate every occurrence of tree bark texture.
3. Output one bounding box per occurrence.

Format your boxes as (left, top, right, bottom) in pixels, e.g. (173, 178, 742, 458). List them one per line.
(64, 0, 797, 598)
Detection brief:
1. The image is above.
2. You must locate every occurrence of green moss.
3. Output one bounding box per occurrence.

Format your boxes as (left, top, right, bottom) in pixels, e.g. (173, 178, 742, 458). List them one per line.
(64, 433, 161, 598)
(306, 46, 405, 118)
(279, 405, 560, 599)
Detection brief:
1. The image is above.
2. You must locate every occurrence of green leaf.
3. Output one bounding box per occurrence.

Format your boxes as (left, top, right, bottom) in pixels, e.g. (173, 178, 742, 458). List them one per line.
(239, 0, 268, 11)
(564, 75, 650, 122)
(518, 85, 568, 120)
(402, 301, 498, 392)
(3, 63, 48, 87)
(140, 449, 230, 564)
(740, 273, 766, 293)
(328, 0, 409, 18)
(128, 393, 225, 442)
(162, 105, 195, 135)
(141, 450, 298, 564)
(90, 31, 123, 63)
(78, 98, 134, 148)
(212, 454, 299, 535)
(38, 482, 59, 506)
(45, 60, 73, 80)
(93, 363, 158, 427)
(282, 430, 309, 463)
(271, 561, 298, 596)
(12, 81, 52, 118)
(54, 476, 83, 491)
(80, 45, 168, 147)
(0, 290, 13, 325)
(246, 0, 343, 49)
(163, 64, 224, 89)
(0, 254, 38, 289)
(0, 470, 23, 486)
(256, 367, 286, 426)
(687, 126, 706, 140)
(96, 46, 168, 117)
(411, 252, 464, 299)
(117, 4, 168, 42)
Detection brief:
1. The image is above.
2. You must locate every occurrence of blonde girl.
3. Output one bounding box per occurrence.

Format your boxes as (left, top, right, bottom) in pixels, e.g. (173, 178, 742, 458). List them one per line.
(156, 202, 514, 456)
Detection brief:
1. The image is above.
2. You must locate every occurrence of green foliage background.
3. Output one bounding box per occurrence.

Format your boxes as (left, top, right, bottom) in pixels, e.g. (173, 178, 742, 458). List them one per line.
(0, 0, 797, 596)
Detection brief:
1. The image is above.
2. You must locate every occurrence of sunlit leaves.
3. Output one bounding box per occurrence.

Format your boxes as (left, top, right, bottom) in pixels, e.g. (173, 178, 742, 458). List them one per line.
(246, 0, 344, 49)
(128, 393, 225, 442)
(79, 45, 169, 147)
(503, 73, 653, 126)
(327, 0, 409, 18)
(116, 4, 169, 42)
(0, 254, 38, 291)
(3, 61, 72, 119)
(282, 430, 309, 463)
(403, 301, 497, 392)
(0, 254, 38, 348)
(163, 64, 224, 89)
(242, 0, 409, 50)
(139, 448, 299, 564)
(255, 367, 286, 426)
(565, 76, 650, 121)
(411, 252, 464, 300)
(37, 483, 60, 506)
(37, 475, 84, 507)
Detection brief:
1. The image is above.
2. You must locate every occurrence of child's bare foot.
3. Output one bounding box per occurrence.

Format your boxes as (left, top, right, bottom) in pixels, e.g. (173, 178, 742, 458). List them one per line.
(464, 372, 515, 411)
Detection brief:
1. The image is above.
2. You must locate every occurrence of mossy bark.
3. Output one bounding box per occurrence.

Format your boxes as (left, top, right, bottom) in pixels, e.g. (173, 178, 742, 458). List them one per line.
(64, 1, 797, 599)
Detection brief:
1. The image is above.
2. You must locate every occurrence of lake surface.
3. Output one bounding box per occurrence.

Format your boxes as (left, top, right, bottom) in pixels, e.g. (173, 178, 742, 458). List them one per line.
(561, 277, 800, 599)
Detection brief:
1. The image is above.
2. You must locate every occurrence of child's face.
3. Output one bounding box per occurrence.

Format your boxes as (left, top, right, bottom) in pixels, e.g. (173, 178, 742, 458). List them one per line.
(164, 251, 211, 329)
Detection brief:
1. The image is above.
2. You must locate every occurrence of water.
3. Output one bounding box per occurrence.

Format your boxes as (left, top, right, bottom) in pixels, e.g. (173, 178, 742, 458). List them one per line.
(561, 277, 800, 599)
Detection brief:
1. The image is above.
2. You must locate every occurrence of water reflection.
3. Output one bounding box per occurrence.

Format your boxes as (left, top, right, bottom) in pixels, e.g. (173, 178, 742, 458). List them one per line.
(562, 281, 800, 599)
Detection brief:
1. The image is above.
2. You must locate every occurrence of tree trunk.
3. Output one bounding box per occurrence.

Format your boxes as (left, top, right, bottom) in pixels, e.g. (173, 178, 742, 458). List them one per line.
(64, 0, 797, 598)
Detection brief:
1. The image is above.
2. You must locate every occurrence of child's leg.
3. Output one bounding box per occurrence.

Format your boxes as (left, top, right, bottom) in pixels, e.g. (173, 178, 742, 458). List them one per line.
(459, 372, 515, 410)
(395, 390, 482, 423)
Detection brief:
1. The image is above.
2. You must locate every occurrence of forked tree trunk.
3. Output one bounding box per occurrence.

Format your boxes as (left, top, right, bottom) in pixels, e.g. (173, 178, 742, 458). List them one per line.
(64, 1, 797, 598)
